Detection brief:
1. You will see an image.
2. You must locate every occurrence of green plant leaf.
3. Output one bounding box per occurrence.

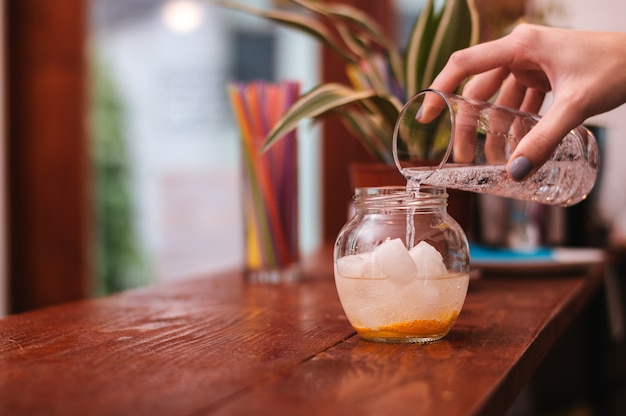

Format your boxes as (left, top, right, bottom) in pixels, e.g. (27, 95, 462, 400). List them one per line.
(262, 83, 379, 151)
(212, 0, 358, 63)
(404, 0, 438, 97)
(359, 94, 403, 129)
(350, 56, 389, 96)
(218, 0, 480, 165)
(421, 0, 481, 91)
(404, 0, 481, 96)
(291, 0, 404, 87)
(335, 95, 401, 163)
(340, 110, 392, 163)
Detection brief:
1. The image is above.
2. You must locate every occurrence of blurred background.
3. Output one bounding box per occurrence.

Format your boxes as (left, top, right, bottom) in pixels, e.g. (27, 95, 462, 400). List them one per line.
(1, 1, 626, 414)
(1, 0, 626, 313)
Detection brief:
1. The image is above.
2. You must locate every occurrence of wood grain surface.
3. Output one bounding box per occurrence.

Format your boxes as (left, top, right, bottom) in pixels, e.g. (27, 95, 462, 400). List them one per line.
(0, 249, 604, 416)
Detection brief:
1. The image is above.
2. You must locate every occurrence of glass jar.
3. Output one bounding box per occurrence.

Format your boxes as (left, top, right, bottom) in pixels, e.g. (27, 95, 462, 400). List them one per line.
(334, 186, 470, 343)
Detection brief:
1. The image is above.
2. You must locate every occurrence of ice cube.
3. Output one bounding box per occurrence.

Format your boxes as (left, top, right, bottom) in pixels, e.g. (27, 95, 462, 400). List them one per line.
(373, 238, 417, 286)
(336, 253, 369, 278)
(409, 241, 447, 279)
(361, 257, 385, 279)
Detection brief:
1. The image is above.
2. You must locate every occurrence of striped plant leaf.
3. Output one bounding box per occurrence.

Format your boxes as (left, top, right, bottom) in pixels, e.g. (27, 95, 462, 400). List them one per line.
(291, 0, 404, 86)
(262, 84, 380, 151)
(421, 0, 481, 91)
(341, 112, 388, 163)
(340, 107, 396, 164)
(405, 0, 480, 96)
(212, 0, 359, 63)
(404, 0, 438, 97)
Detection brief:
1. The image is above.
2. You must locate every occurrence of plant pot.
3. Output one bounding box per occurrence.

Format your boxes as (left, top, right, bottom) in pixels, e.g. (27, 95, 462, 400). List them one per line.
(348, 162, 406, 187)
(348, 162, 475, 236)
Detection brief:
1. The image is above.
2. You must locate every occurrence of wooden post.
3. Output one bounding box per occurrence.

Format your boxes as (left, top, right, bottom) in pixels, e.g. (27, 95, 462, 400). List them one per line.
(320, 0, 396, 243)
(6, 0, 90, 313)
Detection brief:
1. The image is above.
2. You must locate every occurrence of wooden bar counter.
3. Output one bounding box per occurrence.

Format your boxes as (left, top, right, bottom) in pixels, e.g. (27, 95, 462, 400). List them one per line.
(0, 247, 604, 415)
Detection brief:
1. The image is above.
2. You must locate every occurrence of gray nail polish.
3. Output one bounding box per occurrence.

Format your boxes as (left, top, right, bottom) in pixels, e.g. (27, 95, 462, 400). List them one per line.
(415, 106, 423, 122)
(509, 156, 533, 181)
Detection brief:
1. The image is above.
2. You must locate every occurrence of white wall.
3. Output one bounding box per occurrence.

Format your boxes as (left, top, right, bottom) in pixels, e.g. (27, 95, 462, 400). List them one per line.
(275, 27, 321, 255)
(540, 0, 626, 236)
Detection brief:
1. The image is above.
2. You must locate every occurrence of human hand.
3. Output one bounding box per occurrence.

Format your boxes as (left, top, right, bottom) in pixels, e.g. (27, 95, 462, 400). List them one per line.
(428, 24, 626, 180)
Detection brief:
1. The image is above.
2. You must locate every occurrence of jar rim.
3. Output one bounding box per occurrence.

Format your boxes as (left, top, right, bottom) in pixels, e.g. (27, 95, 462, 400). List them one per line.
(353, 185, 448, 209)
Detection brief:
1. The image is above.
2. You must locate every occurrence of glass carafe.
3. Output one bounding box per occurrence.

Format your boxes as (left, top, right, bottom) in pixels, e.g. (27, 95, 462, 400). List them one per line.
(393, 89, 599, 206)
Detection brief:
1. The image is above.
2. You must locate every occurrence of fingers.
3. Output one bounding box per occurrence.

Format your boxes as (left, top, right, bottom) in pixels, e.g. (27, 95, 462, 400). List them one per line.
(494, 75, 528, 109)
(506, 104, 581, 181)
(483, 76, 528, 164)
(416, 91, 446, 124)
(451, 98, 479, 164)
(430, 24, 553, 102)
(429, 35, 523, 95)
(519, 88, 546, 115)
(422, 23, 620, 183)
(462, 67, 511, 101)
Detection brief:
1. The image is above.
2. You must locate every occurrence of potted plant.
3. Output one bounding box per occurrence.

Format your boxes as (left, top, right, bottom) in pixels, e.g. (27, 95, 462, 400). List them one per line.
(216, 0, 481, 231)
(215, 0, 480, 165)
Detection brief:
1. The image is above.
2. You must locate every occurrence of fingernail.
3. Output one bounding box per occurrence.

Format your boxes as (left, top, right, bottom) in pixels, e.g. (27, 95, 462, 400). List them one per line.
(508, 156, 533, 181)
(415, 106, 424, 122)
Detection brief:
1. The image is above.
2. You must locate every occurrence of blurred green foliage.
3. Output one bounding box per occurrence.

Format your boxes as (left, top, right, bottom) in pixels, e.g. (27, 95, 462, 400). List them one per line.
(91, 59, 150, 295)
